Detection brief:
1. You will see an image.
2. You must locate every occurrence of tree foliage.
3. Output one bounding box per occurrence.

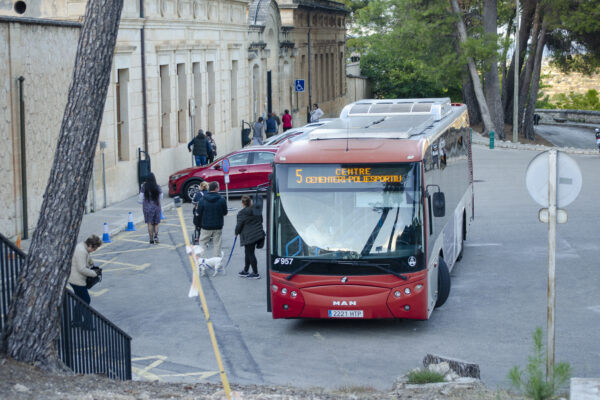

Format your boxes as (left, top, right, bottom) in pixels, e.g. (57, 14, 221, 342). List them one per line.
(347, 0, 463, 100)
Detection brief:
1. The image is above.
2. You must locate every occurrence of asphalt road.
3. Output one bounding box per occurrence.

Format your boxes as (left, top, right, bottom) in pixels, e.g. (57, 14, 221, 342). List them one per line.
(534, 124, 598, 149)
(91, 144, 600, 391)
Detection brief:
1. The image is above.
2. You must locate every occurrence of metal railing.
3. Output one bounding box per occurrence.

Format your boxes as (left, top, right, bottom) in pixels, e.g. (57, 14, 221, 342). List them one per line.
(0, 232, 132, 380)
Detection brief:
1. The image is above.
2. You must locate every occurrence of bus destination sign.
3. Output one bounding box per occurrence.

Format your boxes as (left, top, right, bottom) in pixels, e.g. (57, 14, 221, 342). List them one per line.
(289, 166, 403, 188)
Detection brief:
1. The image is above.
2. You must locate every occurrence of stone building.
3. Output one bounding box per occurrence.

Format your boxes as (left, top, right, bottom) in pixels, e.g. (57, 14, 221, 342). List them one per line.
(0, 0, 348, 240)
(0, 15, 80, 240)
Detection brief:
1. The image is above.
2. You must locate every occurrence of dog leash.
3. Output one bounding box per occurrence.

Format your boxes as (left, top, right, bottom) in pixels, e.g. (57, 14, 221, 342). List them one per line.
(225, 236, 237, 269)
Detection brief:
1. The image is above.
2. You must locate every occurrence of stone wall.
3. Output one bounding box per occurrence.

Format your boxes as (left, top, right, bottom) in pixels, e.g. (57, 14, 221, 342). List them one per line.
(541, 61, 600, 98)
(534, 109, 600, 125)
(0, 17, 80, 239)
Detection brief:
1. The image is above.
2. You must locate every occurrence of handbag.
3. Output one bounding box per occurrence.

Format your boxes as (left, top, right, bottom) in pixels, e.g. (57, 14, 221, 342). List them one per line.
(86, 266, 103, 289)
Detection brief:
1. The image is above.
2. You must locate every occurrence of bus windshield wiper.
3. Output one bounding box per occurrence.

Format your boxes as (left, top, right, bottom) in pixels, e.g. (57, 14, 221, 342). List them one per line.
(339, 261, 408, 280)
(285, 259, 338, 281)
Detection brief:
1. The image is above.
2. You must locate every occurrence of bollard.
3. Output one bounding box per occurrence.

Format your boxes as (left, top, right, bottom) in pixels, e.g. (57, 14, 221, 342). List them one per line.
(489, 130, 495, 149)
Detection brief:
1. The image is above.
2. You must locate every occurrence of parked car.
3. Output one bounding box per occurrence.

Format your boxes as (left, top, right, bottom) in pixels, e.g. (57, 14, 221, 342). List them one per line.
(263, 119, 337, 146)
(169, 146, 278, 201)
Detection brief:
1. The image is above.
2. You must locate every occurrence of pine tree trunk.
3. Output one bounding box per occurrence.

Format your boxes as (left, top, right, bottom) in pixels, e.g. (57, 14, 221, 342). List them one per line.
(502, 0, 538, 123)
(483, 0, 505, 139)
(1, 0, 123, 370)
(523, 21, 548, 140)
(517, 3, 542, 133)
(462, 69, 482, 126)
(451, 0, 495, 134)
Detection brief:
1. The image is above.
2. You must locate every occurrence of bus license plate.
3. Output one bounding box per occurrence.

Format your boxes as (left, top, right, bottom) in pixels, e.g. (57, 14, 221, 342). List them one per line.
(328, 310, 364, 318)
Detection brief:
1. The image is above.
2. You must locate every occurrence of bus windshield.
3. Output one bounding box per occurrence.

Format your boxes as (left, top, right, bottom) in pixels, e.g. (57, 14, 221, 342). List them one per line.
(273, 163, 424, 270)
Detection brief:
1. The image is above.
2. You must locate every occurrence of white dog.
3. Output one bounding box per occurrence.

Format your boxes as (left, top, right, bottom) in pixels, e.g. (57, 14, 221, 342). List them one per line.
(186, 245, 225, 277)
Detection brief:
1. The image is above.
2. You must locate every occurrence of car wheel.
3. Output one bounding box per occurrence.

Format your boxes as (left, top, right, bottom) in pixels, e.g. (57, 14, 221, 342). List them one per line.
(435, 257, 451, 308)
(183, 180, 202, 202)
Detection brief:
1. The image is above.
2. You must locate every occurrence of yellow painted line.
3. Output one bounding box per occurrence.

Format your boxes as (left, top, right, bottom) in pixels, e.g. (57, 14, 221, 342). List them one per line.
(89, 289, 109, 297)
(132, 366, 161, 381)
(176, 205, 232, 400)
(97, 245, 178, 256)
(159, 223, 182, 227)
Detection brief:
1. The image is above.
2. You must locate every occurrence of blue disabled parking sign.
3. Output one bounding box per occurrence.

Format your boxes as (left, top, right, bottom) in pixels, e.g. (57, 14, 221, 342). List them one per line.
(294, 79, 305, 92)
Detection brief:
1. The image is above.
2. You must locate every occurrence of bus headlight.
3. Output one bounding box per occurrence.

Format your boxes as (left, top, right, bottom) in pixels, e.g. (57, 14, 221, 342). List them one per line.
(394, 291, 401, 298)
(281, 288, 288, 295)
(272, 284, 278, 292)
(404, 288, 411, 295)
(291, 291, 297, 298)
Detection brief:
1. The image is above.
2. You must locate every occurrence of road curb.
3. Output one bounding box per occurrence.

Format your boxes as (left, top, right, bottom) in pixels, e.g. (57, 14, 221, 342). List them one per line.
(472, 132, 599, 156)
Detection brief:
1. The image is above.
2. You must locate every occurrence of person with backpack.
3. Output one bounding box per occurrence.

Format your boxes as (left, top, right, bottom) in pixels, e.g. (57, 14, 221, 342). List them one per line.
(265, 113, 278, 138)
(206, 131, 217, 163)
(187, 129, 213, 166)
(235, 195, 265, 279)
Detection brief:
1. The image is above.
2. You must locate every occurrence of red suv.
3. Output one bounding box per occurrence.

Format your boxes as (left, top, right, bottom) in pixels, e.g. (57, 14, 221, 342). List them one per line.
(169, 146, 278, 201)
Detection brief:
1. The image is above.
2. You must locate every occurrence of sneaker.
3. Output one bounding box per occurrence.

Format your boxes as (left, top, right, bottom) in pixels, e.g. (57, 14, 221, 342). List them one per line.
(154, 235, 159, 244)
(149, 240, 154, 244)
(238, 270, 249, 277)
(247, 273, 261, 279)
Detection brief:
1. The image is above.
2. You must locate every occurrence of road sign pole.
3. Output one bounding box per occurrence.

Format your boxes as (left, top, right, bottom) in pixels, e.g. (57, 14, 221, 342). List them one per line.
(547, 149, 557, 383)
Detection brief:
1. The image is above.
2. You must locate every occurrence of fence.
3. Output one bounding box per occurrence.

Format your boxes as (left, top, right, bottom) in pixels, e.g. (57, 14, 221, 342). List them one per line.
(0, 232, 132, 380)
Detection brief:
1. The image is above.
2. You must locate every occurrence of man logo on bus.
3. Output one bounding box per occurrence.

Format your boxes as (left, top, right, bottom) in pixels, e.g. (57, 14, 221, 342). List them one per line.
(408, 256, 417, 267)
(341, 276, 348, 283)
(333, 300, 357, 306)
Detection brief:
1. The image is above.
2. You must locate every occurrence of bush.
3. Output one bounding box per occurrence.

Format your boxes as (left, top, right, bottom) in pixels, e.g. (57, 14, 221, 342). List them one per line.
(552, 89, 600, 111)
(406, 369, 445, 384)
(508, 327, 571, 400)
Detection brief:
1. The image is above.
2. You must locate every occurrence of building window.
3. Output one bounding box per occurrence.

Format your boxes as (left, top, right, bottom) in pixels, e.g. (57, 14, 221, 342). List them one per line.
(207, 61, 215, 134)
(192, 62, 202, 135)
(160, 64, 171, 148)
(231, 60, 238, 128)
(116, 68, 130, 161)
(177, 63, 187, 143)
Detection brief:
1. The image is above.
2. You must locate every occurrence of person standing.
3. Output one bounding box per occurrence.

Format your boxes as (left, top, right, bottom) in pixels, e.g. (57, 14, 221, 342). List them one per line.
(69, 235, 102, 330)
(265, 113, 278, 138)
(206, 131, 217, 163)
(282, 109, 292, 132)
(310, 103, 324, 122)
(197, 181, 228, 257)
(235, 195, 265, 279)
(272, 112, 281, 132)
(187, 129, 212, 166)
(139, 172, 163, 244)
(252, 117, 265, 145)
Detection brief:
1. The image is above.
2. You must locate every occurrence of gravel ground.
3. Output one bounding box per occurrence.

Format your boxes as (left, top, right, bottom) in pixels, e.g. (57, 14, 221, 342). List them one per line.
(0, 355, 523, 400)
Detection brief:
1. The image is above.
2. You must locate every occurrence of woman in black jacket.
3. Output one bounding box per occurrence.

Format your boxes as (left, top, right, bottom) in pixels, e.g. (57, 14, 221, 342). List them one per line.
(235, 195, 265, 279)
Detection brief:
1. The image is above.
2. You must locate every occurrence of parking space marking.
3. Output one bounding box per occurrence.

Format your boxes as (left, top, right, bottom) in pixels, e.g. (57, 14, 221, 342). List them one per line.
(94, 259, 151, 272)
(131, 355, 218, 382)
(160, 371, 219, 379)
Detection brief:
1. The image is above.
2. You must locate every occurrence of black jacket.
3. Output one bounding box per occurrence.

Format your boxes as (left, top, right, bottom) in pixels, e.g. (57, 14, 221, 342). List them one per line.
(188, 133, 210, 157)
(235, 207, 265, 246)
(197, 192, 228, 230)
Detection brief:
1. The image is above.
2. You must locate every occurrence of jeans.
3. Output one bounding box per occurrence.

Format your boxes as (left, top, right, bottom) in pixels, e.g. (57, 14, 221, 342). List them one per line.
(198, 229, 223, 257)
(70, 284, 92, 328)
(194, 155, 208, 166)
(243, 242, 258, 274)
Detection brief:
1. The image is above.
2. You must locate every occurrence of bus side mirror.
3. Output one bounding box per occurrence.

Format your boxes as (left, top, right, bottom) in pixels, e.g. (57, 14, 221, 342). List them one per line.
(432, 192, 445, 217)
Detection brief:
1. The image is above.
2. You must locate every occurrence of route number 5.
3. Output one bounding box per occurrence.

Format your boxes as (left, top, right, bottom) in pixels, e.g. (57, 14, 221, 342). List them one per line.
(296, 169, 303, 183)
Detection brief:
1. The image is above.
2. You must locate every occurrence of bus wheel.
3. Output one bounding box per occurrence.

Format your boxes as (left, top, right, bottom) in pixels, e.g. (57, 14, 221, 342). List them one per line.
(435, 258, 451, 308)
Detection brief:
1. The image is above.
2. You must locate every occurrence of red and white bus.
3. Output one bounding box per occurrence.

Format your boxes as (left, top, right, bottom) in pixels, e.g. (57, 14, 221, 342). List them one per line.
(266, 98, 473, 320)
